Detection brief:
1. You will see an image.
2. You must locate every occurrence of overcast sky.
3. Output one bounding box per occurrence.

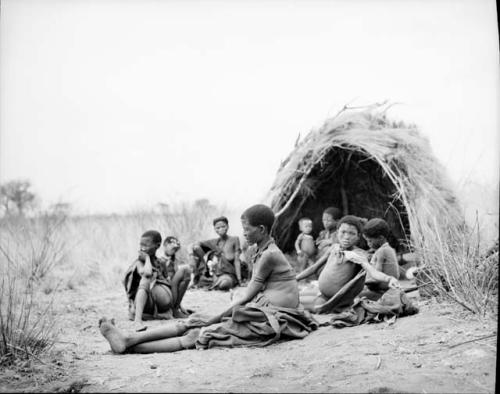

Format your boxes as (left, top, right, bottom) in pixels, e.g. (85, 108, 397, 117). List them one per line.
(1, 0, 498, 215)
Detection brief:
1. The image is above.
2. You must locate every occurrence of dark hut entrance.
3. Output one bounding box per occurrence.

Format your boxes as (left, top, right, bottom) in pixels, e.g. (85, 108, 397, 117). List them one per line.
(272, 147, 410, 254)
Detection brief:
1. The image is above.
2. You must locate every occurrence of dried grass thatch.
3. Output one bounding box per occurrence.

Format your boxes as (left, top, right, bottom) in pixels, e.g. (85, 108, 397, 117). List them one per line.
(265, 103, 464, 255)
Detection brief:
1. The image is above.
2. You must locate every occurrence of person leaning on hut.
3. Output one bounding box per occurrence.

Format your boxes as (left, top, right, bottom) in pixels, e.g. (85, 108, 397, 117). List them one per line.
(99, 204, 317, 354)
(190, 216, 242, 290)
(296, 215, 401, 314)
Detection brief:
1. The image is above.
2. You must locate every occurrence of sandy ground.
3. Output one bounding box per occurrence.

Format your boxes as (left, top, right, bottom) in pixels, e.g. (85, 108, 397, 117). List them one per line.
(0, 283, 497, 393)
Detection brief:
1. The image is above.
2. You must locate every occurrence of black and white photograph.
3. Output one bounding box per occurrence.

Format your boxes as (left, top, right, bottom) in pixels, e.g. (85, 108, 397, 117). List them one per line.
(0, 0, 498, 392)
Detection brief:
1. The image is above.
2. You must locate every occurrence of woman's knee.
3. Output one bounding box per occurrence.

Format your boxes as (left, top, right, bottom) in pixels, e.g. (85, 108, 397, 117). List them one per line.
(138, 277, 152, 292)
(179, 265, 192, 280)
(217, 277, 234, 290)
(152, 286, 173, 311)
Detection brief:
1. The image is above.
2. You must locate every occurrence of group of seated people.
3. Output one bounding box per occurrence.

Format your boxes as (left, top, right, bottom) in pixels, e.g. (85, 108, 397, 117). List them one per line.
(100, 204, 409, 355)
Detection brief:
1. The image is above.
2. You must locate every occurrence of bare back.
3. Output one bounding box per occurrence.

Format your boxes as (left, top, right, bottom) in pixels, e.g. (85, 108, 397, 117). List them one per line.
(251, 243, 299, 308)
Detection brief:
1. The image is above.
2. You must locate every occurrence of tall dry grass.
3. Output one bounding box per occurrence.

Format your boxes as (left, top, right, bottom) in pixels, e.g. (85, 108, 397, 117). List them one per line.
(0, 213, 67, 365)
(0, 202, 232, 365)
(63, 203, 229, 289)
(412, 214, 498, 317)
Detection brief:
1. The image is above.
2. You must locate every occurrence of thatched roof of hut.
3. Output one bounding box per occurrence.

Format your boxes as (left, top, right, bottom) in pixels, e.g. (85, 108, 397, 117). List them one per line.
(265, 103, 463, 254)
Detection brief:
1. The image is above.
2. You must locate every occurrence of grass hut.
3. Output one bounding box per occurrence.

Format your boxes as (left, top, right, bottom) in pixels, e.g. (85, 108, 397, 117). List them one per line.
(265, 103, 464, 256)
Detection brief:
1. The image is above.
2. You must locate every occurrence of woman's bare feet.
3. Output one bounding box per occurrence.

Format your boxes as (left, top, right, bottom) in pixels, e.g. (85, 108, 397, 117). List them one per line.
(173, 308, 189, 318)
(132, 321, 148, 332)
(179, 328, 201, 349)
(99, 317, 129, 354)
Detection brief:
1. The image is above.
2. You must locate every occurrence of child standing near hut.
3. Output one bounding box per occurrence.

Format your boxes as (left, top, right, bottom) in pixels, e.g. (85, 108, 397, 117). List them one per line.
(315, 207, 342, 258)
(297, 216, 400, 314)
(294, 217, 316, 272)
(359, 218, 400, 300)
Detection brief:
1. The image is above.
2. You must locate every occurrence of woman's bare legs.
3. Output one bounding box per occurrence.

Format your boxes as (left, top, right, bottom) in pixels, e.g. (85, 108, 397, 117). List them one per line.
(299, 288, 327, 312)
(130, 328, 200, 353)
(99, 317, 198, 354)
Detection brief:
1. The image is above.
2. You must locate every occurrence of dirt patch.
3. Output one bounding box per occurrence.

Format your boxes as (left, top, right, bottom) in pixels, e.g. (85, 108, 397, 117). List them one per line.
(0, 284, 496, 393)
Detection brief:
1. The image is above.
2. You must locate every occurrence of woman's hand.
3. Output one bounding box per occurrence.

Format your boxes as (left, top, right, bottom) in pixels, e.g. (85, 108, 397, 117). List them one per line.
(343, 251, 367, 265)
(388, 277, 402, 290)
(185, 315, 210, 328)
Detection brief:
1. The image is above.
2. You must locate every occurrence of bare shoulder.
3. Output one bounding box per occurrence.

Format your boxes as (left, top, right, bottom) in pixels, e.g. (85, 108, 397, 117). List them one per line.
(134, 258, 144, 267)
(261, 245, 282, 263)
(352, 247, 368, 257)
(228, 235, 240, 245)
(379, 244, 397, 258)
(260, 248, 274, 260)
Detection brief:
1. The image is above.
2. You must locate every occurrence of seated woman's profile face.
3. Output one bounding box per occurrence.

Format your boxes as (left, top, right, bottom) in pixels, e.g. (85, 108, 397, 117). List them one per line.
(241, 218, 264, 245)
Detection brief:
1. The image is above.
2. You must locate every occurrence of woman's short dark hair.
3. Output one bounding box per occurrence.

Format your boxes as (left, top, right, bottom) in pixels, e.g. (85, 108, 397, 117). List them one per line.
(241, 204, 275, 233)
(362, 218, 390, 238)
(141, 230, 162, 244)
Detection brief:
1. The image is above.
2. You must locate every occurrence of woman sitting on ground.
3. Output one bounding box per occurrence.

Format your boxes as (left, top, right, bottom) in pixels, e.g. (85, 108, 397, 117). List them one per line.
(99, 204, 316, 354)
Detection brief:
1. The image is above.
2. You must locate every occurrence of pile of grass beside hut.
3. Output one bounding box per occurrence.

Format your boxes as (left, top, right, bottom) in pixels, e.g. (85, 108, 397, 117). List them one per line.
(266, 103, 497, 315)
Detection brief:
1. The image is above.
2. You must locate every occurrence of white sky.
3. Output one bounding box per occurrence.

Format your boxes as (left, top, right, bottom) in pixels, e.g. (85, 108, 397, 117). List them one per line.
(1, 0, 498, 215)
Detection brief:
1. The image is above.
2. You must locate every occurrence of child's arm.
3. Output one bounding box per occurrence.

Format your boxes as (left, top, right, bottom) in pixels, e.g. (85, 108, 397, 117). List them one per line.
(380, 248, 400, 279)
(294, 234, 303, 255)
(296, 248, 329, 280)
(233, 237, 242, 284)
(345, 251, 401, 289)
(137, 252, 153, 278)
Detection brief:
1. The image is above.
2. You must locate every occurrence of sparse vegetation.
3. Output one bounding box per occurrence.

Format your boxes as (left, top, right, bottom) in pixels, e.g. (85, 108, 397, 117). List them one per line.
(0, 180, 37, 217)
(0, 198, 227, 365)
(0, 215, 64, 366)
(413, 215, 498, 317)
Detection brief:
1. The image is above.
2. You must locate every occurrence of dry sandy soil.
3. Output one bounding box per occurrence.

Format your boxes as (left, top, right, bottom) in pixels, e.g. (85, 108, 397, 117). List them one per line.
(0, 283, 497, 393)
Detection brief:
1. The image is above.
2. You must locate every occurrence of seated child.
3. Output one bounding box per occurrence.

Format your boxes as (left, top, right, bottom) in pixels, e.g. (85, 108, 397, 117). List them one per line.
(359, 218, 400, 300)
(296, 216, 400, 314)
(294, 217, 316, 272)
(315, 207, 342, 258)
(157, 236, 193, 317)
(123, 231, 191, 331)
(191, 216, 242, 290)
